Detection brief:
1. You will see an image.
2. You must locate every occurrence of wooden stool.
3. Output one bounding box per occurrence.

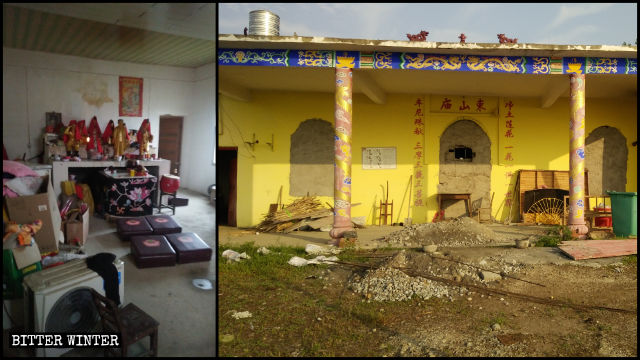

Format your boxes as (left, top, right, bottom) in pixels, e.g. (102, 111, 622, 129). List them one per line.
(158, 175, 180, 215)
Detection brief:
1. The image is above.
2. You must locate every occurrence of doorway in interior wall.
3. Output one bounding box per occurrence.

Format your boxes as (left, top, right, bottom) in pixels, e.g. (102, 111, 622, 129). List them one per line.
(159, 115, 184, 176)
(218, 147, 237, 227)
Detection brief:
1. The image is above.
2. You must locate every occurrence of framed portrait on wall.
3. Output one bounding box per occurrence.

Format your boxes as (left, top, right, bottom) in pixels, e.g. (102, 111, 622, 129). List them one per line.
(119, 76, 143, 116)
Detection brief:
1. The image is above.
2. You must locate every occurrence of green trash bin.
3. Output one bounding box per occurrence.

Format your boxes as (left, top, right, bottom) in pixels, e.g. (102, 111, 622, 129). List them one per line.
(607, 191, 637, 237)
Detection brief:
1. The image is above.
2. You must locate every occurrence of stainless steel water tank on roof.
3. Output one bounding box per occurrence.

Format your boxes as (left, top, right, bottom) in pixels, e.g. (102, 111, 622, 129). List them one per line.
(249, 10, 280, 36)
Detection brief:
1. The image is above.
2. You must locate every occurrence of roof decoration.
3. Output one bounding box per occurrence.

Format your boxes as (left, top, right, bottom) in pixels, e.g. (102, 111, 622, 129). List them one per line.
(219, 49, 637, 75)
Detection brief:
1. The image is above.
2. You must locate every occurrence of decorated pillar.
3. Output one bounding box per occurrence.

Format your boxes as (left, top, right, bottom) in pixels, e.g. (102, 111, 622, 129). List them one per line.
(568, 73, 589, 238)
(329, 67, 356, 245)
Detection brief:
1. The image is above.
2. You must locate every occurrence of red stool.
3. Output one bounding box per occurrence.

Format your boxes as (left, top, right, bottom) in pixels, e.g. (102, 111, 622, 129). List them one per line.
(158, 175, 180, 215)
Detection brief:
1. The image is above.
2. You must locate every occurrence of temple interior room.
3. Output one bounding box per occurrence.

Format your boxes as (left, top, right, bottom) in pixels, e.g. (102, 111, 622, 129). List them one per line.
(3, 3, 216, 356)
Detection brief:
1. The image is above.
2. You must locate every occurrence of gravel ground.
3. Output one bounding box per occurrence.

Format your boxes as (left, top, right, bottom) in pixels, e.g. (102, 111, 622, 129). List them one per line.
(348, 250, 526, 303)
(384, 217, 508, 248)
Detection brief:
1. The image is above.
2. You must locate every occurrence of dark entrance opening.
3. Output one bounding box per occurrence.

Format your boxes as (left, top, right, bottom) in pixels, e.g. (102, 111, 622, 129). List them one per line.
(217, 148, 237, 226)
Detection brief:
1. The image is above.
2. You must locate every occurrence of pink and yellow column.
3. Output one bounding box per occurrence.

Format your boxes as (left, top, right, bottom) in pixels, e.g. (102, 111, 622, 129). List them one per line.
(568, 73, 589, 238)
(330, 67, 356, 245)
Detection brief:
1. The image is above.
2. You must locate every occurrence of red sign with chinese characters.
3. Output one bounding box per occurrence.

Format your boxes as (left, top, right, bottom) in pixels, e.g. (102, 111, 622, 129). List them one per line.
(430, 95, 497, 114)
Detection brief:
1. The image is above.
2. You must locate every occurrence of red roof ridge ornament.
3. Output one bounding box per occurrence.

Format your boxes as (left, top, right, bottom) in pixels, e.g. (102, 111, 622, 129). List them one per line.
(497, 33, 518, 44)
(407, 30, 429, 42)
(459, 33, 467, 44)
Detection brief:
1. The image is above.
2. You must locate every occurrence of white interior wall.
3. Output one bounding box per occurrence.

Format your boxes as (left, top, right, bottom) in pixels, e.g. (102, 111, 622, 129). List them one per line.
(182, 63, 216, 194)
(3, 47, 194, 160)
(2, 47, 215, 193)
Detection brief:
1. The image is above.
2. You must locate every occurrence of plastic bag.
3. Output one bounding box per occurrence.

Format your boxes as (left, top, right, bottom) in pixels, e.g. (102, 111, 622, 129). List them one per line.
(41, 252, 88, 268)
(305, 243, 341, 255)
(257, 246, 271, 255)
(222, 249, 251, 262)
(288, 255, 339, 267)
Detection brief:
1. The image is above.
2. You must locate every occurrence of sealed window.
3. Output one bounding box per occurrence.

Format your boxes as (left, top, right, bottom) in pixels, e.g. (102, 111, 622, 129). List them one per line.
(450, 146, 474, 161)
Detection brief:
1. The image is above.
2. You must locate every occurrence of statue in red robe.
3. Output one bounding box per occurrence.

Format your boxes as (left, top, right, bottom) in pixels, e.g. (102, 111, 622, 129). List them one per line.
(86, 116, 103, 155)
(102, 120, 115, 145)
(137, 119, 153, 159)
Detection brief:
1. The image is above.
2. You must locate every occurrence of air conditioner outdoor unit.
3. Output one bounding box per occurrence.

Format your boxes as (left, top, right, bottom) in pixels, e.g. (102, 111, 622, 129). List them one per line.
(22, 258, 125, 357)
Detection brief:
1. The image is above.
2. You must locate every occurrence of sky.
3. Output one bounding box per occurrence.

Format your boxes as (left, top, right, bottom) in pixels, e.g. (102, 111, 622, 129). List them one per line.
(218, 3, 637, 46)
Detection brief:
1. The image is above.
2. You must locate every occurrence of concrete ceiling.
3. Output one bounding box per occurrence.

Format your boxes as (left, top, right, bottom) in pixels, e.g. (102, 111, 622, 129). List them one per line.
(219, 65, 638, 107)
(3, 3, 215, 68)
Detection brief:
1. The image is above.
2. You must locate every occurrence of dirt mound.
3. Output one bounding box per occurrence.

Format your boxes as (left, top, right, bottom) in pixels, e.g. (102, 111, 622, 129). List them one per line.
(384, 217, 506, 247)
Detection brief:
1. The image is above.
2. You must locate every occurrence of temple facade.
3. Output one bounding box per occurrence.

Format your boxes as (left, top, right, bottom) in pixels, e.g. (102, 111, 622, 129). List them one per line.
(217, 34, 637, 238)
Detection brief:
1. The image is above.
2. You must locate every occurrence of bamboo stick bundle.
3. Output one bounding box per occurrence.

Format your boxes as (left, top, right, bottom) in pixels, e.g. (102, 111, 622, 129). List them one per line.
(257, 196, 332, 232)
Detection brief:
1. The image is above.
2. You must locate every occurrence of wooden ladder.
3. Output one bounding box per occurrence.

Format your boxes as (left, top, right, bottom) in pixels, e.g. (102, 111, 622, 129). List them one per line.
(379, 181, 393, 225)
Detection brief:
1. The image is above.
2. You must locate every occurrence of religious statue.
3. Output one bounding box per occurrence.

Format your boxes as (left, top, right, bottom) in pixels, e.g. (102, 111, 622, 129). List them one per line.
(112, 119, 130, 158)
(102, 119, 115, 145)
(101, 119, 115, 159)
(75, 120, 89, 158)
(86, 116, 103, 156)
(137, 119, 153, 159)
(63, 120, 78, 155)
(76, 120, 88, 146)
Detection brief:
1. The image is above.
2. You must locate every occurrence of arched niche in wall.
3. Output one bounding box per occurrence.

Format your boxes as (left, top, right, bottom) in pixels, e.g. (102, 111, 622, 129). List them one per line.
(290, 118, 334, 197)
(585, 126, 628, 196)
(438, 119, 492, 218)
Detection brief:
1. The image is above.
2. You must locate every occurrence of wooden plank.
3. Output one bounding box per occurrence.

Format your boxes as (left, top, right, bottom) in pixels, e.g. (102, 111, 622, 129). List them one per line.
(558, 240, 637, 260)
(305, 216, 333, 230)
(539, 171, 553, 188)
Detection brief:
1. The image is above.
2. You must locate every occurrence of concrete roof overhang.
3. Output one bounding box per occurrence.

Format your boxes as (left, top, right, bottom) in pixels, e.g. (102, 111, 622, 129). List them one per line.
(219, 34, 638, 106)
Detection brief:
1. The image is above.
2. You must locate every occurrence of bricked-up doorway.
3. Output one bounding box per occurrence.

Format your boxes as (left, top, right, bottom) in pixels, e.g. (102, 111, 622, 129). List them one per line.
(290, 119, 334, 197)
(438, 119, 492, 219)
(585, 126, 628, 195)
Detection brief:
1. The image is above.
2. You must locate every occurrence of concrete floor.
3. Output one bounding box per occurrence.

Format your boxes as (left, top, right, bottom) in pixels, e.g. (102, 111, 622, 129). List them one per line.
(4, 188, 216, 357)
(219, 222, 627, 267)
(218, 222, 550, 249)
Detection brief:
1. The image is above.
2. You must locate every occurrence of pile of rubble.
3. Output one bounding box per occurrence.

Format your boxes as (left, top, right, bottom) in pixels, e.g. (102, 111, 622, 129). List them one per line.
(385, 217, 506, 247)
(348, 250, 524, 303)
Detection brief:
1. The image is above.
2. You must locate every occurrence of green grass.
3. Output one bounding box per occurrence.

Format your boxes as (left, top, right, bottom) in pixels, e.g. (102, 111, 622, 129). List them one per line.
(621, 255, 637, 265)
(218, 243, 395, 357)
(218, 243, 312, 279)
(535, 225, 572, 247)
(490, 311, 507, 326)
(535, 235, 564, 247)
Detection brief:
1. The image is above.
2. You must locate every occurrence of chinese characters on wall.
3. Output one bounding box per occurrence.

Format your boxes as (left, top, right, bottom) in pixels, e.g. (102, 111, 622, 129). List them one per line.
(362, 147, 396, 169)
(430, 95, 497, 114)
(503, 99, 516, 208)
(413, 97, 426, 206)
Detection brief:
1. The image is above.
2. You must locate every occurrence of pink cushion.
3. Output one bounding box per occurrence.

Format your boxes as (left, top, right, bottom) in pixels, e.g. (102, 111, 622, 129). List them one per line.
(3, 161, 39, 178)
(3, 186, 19, 198)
